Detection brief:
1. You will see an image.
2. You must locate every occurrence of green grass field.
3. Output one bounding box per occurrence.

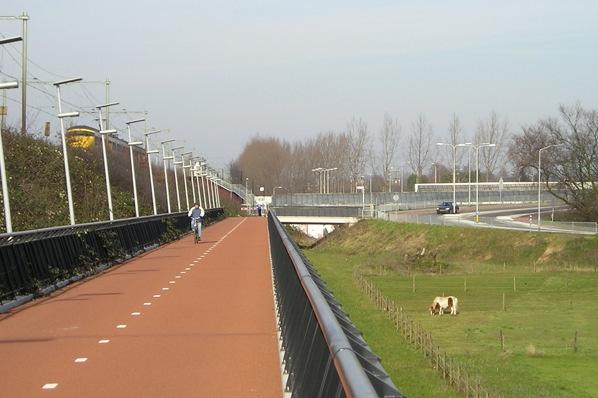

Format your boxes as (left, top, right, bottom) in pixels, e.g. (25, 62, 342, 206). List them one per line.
(304, 220, 598, 397)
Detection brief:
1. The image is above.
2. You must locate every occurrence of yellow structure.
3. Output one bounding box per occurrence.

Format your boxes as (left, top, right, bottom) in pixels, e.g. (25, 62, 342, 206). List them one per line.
(66, 125, 97, 149)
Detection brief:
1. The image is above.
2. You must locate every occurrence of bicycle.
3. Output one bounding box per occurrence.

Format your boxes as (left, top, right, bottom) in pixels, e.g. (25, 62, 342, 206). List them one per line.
(191, 217, 202, 243)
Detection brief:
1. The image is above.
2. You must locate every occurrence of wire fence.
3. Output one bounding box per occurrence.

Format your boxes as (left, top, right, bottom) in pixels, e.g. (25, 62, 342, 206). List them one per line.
(354, 270, 499, 398)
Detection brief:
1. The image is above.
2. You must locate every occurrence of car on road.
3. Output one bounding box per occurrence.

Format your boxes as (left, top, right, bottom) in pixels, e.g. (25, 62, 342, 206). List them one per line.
(437, 201, 459, 214)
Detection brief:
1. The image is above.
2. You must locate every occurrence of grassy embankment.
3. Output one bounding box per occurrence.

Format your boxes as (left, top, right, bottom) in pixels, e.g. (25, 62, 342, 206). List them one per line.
(305, 220, 598, 398)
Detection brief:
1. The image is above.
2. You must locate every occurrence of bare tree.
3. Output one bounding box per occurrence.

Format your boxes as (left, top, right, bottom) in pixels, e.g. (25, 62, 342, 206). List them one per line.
(475, 111, 509, 181)
(346, 117, 369, 192)
(448, 113, 466, 169)
(378, 113, 401, 191)
(508, 104, 598, 220)
(408, 113, 433, 183)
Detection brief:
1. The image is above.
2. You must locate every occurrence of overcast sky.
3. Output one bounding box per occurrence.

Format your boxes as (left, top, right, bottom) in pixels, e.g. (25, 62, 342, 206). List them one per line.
(1, 0, 597, 170)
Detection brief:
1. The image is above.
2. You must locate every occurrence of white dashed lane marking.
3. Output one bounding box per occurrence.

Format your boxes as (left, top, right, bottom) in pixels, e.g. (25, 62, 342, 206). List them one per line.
(175, 276, 182, 279)
(169, 281, 176, 284)
(162, 288, 169, 291)
(131, 312, 141, 316)
(153, 294, 161, 298)
(98, 339, 110, 344)
(144, 302, 152, 306)
(116, 324, 127, 329)
(74, 358, 88, 363)
(42, 383, 58, 390)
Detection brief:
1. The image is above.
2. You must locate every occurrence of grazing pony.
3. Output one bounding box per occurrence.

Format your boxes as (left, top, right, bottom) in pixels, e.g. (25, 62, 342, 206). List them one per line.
(429, 296, 459, 315)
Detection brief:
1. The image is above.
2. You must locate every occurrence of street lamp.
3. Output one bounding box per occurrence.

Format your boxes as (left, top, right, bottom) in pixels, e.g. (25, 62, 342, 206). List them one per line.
(171, 145, 184, 212)
(311, 168, 323, 193)
(324, 167, 337, 193)
(125, 118, 145, 217)
(161, 139, 175, 213)
(0, 13, 28, 134)
(191, 160, 201, 207)
(53, 77, 82, 225)
(96, 101, 120, 220)
(181, 151, 193, 209)
(0, 74, 19, 232)
(437, 142, 471, 213)
(473, 143, 496, 221)
(538, 144, 562, 231)
(245, 177, 249, 205)
(144, 129, 161, 215)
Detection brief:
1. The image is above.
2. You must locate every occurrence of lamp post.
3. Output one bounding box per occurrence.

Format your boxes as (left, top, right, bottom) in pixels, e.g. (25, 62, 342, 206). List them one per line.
(53, 77, 82, 225)
(193, 159, 203, 207)
(181, 152, 192, 209)
(245, 177, 249, 203)
(171, 146, 184, 212)
(467, 148, 471, 205)
(96, 101, 120, 220)
(437, 142, 471, 213)
(311, 168, 323, 193)
(0, 64, 20, 232)
(125, 118, 145, 217)
(0, 13, 28, 134)
(200, 161, 209, 208)
(473, 143, 495, 221)
(538, 144, 562, 231)
(144, 129, 161, 215)
(161, 139, 175, 213)
(211, 175, 219, 208)
(324, 167, 337, 193)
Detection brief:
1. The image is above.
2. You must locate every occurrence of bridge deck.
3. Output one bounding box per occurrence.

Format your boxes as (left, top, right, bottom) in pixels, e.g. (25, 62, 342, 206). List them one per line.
(0, 217, 281, 397)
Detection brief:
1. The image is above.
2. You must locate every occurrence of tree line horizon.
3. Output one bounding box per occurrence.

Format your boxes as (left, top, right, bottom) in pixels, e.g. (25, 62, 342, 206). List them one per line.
(230, 103, 598, 220)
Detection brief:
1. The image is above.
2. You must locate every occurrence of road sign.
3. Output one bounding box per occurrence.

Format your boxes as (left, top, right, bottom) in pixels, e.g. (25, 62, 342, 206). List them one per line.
(393, 194, 399, 202)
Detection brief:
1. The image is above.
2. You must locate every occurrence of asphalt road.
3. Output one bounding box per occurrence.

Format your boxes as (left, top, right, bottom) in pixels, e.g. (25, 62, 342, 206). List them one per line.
(0, 217, 282, 398)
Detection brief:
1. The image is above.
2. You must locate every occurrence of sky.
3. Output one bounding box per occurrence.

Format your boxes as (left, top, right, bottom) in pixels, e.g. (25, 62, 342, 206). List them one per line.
(1, 0, 597, 170)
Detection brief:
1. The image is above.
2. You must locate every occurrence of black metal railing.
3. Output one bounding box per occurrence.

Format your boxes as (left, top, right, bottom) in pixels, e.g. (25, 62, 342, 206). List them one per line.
(0, 208, 224, 303)
(268, 211, 405, 398)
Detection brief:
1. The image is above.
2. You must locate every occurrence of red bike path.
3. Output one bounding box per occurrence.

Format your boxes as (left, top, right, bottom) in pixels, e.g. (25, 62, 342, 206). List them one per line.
(0, 217, 282, 397)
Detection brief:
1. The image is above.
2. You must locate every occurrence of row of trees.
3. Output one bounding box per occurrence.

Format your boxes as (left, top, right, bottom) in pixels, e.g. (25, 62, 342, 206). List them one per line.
(231, 111, 512, 194)
(231, 104, 597, 220)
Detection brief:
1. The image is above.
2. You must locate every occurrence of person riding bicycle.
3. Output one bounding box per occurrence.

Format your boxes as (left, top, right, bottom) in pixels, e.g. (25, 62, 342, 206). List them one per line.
(188, 203, 205, 240)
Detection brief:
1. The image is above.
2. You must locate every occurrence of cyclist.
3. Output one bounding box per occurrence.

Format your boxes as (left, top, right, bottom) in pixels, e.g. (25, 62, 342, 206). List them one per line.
(187, 203, 205, 241)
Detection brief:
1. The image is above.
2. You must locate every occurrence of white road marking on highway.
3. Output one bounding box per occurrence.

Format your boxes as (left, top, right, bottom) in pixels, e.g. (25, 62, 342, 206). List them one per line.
(131, 312, 141, 316)
(42, 383, 58, 390)
(116, 324, 127, 329)
(143, 302, 152, 306)
(181, 271, 187, 273)
(175, 275, 182, 279)
(74, 358, 88, 363)
(153, 294, 161, 297)
(98, 339, 110, 344)
(185, 268, 190, 270)
(193, 260, 198, 263)
(162, 287, 169, 291)
(169, 281, 176, 284)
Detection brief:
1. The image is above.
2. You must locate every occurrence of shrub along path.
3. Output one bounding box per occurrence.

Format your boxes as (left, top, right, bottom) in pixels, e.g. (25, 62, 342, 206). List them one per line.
(0, 217, 281, 397)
